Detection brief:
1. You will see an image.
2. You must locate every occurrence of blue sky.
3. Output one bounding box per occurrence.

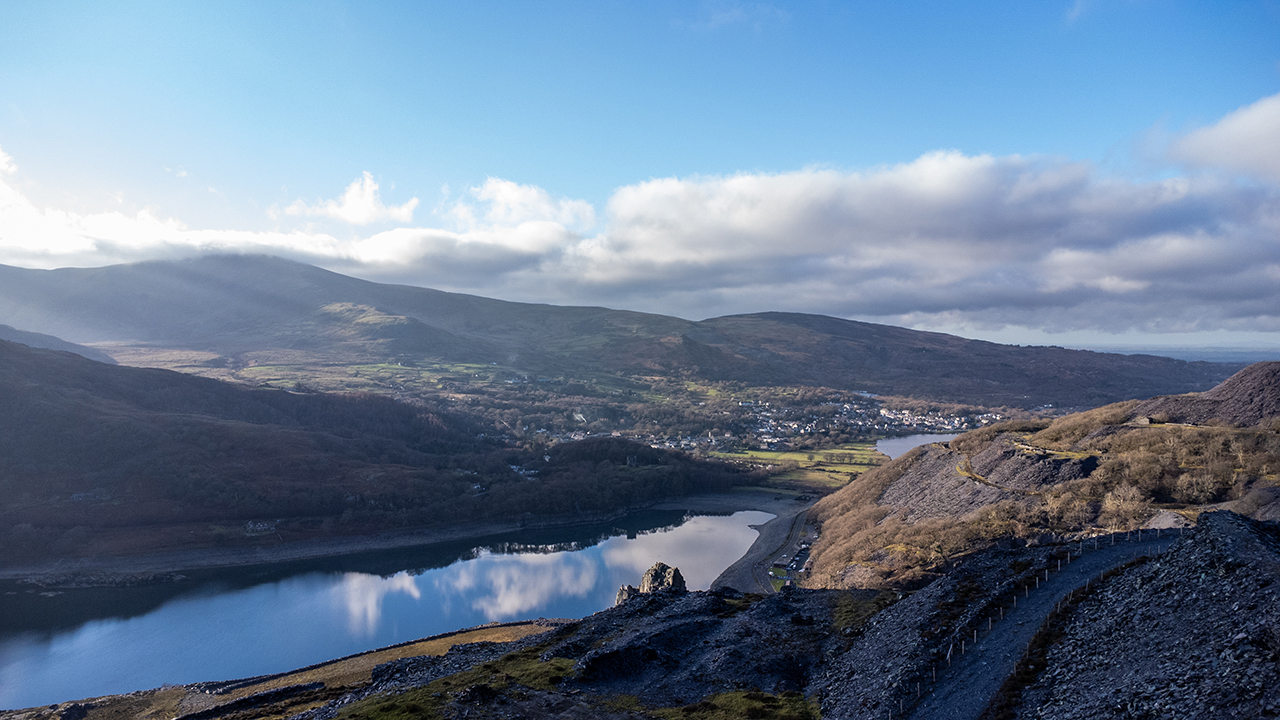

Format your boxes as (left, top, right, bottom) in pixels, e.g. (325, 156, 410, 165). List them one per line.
(1, 1, 1279, 351)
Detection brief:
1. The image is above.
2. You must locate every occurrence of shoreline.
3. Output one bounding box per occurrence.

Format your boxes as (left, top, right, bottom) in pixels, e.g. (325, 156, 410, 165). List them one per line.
(0, 487, 813, 588)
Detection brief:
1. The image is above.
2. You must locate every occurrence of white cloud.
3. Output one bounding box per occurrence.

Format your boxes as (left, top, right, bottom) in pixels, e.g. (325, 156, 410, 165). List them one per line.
(1170, 92, 1280, 183)
(4, 93, 1280, 343)
(284, 171, 419, 224)
(448, 177, 595, 234)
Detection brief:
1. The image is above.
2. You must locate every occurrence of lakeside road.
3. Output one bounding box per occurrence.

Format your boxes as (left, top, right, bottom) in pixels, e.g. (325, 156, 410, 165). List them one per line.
(1, 487, 808, 587)
(704, 492, 817, 594)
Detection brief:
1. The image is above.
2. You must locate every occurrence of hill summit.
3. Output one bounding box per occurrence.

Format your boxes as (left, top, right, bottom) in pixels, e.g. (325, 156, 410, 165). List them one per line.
(1131, 360, 1280, 426)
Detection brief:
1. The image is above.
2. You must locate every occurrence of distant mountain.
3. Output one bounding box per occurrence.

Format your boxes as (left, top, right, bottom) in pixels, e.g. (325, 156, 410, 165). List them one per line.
(0, 323, 116, 363)
(0, 255, 1244, 407)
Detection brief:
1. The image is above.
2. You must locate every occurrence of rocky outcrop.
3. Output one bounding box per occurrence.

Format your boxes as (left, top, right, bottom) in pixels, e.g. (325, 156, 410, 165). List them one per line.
(874, 434, 1091, 523)
(615, 562, 687, 605)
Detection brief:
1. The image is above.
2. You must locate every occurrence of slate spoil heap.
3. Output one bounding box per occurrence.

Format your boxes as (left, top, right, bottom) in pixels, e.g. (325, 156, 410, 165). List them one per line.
(1131, 360, 1280, 427)
(1013, 511, 1280, 719)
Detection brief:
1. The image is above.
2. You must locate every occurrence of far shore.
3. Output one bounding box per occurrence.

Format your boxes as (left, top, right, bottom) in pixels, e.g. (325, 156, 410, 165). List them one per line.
(0, 486, 815, 588)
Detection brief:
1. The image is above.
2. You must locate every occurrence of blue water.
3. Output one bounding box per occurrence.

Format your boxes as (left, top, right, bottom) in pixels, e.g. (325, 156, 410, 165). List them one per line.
(0, 509, 771, 710)
(875, 433, 960, 459)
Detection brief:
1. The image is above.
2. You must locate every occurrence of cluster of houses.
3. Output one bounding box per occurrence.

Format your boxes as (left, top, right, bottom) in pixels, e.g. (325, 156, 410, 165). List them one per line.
(622, 400, 1003, 453)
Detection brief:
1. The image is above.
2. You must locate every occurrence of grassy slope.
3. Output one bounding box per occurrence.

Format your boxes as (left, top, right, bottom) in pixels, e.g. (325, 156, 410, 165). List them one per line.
(805, 381, 1280, 590)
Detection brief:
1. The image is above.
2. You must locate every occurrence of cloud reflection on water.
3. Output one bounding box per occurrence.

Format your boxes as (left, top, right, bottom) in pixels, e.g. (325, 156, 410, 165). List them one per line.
(430, 511, 772, 622)
(333, 572, 422, 636)
(434, 551, 600, 621)
(601, 511, 773, 589)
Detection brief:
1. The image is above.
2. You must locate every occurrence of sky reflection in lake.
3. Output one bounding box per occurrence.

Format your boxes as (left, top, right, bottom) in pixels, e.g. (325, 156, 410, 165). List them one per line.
(876, 433, 960, 459)
(0, 510, 771, 710)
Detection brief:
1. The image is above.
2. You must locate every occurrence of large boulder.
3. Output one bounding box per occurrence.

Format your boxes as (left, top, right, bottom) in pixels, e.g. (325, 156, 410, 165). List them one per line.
(615, 562, 687, 605)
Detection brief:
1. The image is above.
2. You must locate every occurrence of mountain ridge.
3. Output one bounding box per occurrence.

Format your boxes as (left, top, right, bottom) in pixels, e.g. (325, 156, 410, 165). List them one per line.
(0, 323, 116, 363)
(0, 255, 1244, 408)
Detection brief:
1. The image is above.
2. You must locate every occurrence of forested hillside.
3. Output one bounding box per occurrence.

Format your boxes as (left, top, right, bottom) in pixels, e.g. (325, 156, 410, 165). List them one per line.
(0, 340, 747, 563)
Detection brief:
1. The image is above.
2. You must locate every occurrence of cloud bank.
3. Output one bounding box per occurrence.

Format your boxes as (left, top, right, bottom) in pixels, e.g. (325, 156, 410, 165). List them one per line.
(2, 93, 1279, 340)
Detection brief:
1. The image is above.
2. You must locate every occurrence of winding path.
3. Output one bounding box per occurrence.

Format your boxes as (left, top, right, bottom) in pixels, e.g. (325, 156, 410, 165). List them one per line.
(906, 531, 1178, 720)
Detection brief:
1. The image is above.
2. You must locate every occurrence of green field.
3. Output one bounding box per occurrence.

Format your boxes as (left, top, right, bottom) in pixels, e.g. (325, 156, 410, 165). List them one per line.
(714, 443, 887, 493)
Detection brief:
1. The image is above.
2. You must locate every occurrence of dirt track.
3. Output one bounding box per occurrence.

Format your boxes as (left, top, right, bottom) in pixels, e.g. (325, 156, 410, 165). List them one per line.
(906, 531, 1179, 720)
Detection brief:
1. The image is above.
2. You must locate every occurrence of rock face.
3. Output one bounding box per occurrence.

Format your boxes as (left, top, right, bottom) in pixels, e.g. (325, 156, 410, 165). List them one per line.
(615, 562, 687, 605)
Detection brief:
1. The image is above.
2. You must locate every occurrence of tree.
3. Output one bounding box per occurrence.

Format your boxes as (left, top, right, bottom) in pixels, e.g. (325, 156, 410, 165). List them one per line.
(1100, 484, 1150, 530)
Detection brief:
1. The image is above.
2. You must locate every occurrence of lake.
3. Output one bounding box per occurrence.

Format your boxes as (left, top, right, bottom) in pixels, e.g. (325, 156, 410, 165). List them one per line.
(876, 433, 960, 459)
(0, 508, 772, 710)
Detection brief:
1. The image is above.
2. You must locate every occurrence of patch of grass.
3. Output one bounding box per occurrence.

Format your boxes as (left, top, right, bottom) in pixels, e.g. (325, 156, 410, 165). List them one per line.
(341, 694, 445, 720)
(339, 643, 575, 720)
(720, 445, 885, 471)
(227, 624, 551, 699)
(833, 589, 898, 632)
(768, 468, 854, 492)
(717, 593, 767, 617)
(650, 690, 818, 720)
(716, 443, 886, 494)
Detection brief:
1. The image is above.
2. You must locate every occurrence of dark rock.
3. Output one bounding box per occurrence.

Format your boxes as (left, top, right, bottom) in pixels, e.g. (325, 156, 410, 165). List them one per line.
(616, 561, 686, 605)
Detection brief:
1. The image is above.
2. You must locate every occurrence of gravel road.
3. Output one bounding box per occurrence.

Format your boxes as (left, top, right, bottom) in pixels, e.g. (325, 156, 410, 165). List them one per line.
(906, 532, 1179, 720)
(711, 497, 814, 594)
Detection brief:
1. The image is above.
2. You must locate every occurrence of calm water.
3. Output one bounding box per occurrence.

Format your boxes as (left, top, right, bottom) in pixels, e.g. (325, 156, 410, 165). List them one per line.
(0, 509, 772, 710)
(876, 433, 960, 459)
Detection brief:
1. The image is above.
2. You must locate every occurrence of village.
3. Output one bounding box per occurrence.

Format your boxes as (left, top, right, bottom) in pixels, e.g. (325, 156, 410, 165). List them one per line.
(551, 397, 1003, 453)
